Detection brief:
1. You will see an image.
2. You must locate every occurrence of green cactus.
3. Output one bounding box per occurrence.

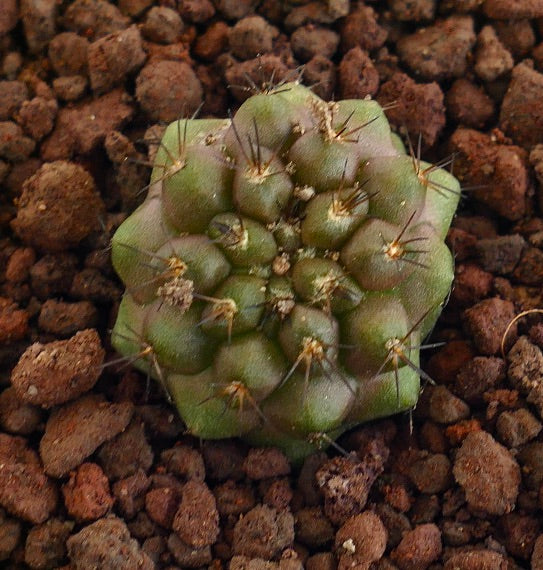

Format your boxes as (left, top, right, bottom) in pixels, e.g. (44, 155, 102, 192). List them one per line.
(110, 82, 460, 462)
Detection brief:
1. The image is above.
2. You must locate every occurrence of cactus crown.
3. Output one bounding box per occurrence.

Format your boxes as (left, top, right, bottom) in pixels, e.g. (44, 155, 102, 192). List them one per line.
(111, 82, 460, 461)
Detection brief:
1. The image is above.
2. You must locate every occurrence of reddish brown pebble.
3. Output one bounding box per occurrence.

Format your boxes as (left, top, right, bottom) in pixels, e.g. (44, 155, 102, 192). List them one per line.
(88, 25, 146, 94)
(161, 445, 205, 481)
(67, 515, 154, 570)
(446, 79, 495, 129)
(0, 433, 58, 524)
(98, 419, 154, 480)
(136, 60, 203, 122)
(499, 512, 540, 560)
(172, 480, 219, 547)
(214, 480, 256, 517)
(428, 385, 470, 424)
(500, 62, 543, 149)
(145, 487, 180, 528)
(0, 297, 28, 343)
(290, 25, 339, 63)
(497, 408, 542, 447)
(316, 453, 384, 526)
(474, 25, 513, 82)
(397, 15, 476, 80)
(339, 4, 387, 53)
(453, 430, 520, 515)
(295, 507, 334, 548)
(38, 299, 98, 336)
(193, 21, 229, 61)
(335, 511, 387, 569)
(451, 263, 493, 307)
(232, 504, 295, 559)
(449, 128, 528, 221)
(463, 297, 516, 355)
(0, 80, 28, 120)
(228, 16, 278, 60)
(475, 234, 526, 274)
(444, 549, 508, 569)
(533, 534, 543, 569)
(244, 447, 291, 480)
(426, 340, 475, 385)
(40, 394, 134, 478)
(390, 523, 442, 570)
(11, 161, 105, 252)
(62, 462, 114, 522)
(178, 0, 215, 23)
(377, 72, 445, 147)
(407, 452, 452, 494)
(41, 88, 133, 161)
(63, 0, 129, 40)
(24, 518, 74, 569)
(5, 247, 35, 282)
(507, 336, 543, 418)
(338, 46, 379, 99)
(454, 356, 506, 404)
(141, 7, 183, 44)
(167, 533, 212, 567)
(0, 386, 42, 435)
(0, 121, 35, 161)
(11, 329, 105, 408)
(389, 0, 435, 20)
(112, 469, 151, 519)
(48, 32, 89, 76)
(16, 96, 58, 141)
(484, 0, 543, 18)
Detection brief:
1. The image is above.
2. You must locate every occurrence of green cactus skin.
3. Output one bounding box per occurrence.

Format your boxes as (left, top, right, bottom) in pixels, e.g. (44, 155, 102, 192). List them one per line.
(110, 82, 460, 461)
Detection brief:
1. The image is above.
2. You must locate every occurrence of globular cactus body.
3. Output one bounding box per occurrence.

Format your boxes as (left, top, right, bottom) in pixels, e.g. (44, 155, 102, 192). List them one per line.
(111, 82, 460, 461)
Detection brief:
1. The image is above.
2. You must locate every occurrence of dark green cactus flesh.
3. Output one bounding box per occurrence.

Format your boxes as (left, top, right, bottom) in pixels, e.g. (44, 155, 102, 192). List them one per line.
(111, 82, 460, 462)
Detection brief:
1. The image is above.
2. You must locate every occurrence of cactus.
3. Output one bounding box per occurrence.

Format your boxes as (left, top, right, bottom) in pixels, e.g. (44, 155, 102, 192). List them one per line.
(110, 82, 460, 462)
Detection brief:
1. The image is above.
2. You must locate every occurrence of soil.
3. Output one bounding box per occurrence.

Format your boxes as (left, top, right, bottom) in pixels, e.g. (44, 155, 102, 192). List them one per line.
(1, 1, 543, 569)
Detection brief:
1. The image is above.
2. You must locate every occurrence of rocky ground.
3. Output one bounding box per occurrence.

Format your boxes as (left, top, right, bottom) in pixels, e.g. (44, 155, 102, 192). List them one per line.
(2, 0, 543, 568)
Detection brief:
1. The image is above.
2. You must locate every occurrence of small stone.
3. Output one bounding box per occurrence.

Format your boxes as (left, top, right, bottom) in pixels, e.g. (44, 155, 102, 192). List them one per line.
(24, 518, 74, 569)
(48, 32, 89, 76)
(232, 504, 294, 559)
(290, 25, 339, 63)
(10, 329, 105, 408)
(500, 62, 543, 149)
(377, 72, 445, 147)
(339, 4, 387, 53)
(172, 481, 219, 547)
(428, 385, 470, 424)
(88, 25, 146, 94)
(483, 0, 543, 18)
(463, 297, 516, 355)
(136, 60, 203, 122)
(397, 15, 476, 80)
(338, 46, 379, 99)
(141, 7, 183, 44)
(0, 433, 58, 524)
(228, 15, 278, 60)
(445, 79, 495, 129)
(453, 430, 520, 515)
(444, 549, 508, 569)
(474, 25, 514, 82)
(62, 462, 114, 522)
(390, 523, 442, 570)
(67, 516, 154, 570)
(0, 80, 29, 120)
(40, 394, 134, 478)
(244, 447, 291, 480)
(11, 161, 104, 251)
(335, 511, 387, 568)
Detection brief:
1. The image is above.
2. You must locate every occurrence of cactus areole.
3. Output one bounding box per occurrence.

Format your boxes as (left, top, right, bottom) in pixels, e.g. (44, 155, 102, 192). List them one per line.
(111, 82, 460, 462)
